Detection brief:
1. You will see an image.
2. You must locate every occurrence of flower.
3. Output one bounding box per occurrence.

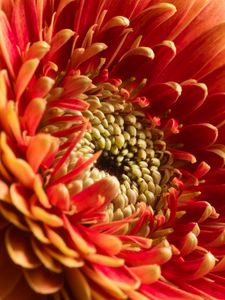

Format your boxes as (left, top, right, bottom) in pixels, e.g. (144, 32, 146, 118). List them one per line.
(0, 0, 225, 299)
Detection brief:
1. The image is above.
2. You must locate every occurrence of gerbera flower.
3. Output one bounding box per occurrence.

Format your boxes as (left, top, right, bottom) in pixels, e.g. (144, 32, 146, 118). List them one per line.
(0, 0, 225, 299)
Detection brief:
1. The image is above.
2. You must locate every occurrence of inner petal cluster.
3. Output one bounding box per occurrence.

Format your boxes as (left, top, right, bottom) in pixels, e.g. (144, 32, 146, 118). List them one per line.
(71, 79, 176, 221)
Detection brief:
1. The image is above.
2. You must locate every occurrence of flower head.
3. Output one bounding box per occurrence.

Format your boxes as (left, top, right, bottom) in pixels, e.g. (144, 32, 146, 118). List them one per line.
(0, 0, 225, 299)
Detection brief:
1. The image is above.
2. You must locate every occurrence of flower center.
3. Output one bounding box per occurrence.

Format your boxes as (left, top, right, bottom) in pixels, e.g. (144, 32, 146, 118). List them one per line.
(73, 79, 175, 221)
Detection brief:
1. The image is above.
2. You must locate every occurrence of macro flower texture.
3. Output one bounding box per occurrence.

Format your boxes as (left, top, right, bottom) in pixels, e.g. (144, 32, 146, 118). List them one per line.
(0, 0, 225, 299)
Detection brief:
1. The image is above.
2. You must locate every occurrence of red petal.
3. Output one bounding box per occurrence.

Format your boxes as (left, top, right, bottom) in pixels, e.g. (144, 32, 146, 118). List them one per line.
(140, 280, 202, 300)
(145, 82, 181, 115)
(112, 47, 154, 80)
(161, 22, 225, 81)
(170, 80, 207, 122)
(0, 10, 20, 78)
(71, 177, 119, 213)
(171, 123, 218, 150)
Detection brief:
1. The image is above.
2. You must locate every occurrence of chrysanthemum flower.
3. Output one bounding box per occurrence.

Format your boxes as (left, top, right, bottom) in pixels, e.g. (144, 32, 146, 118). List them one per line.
(0, 0, 225, 299)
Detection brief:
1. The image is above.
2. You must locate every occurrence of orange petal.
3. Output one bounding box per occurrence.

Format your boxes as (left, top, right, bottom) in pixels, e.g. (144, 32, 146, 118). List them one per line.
(0, 203, 27, 231)
(45, 246, 83, 268)
(62, 75, 92, 98)
(3, 155, 35, 188)
(15, 58, 40, 100)
(10, 183, 32, 217)
(83, 265, 127, 299)
(31, 238, 62, 273)
(25, 217, 50, 244)
(1, 133, 35, 187)
(33, 175, 51, 209)
(29, 76, 54, 99)
(86, 253, 124, 267)
(45, 225, 79, 257)
(48, 28, 74, 58)
(5, 227, 40, 269)
(24, 266, 63, 294)
(71, 176, 120, 212)
(30, 205, 63, 227)
(22, 97, 47, 135)
(5, 100, 22, 143)
(63, 215, 96, 255)
(0, 179, 10, 202)
(25, 41, 50, 61)
(27, 134, 54, 173)
(86, 230, 122, 255)
(66, 268, 92, 300)
(47, 183, 70, 211)
(73, 43, 107, 68)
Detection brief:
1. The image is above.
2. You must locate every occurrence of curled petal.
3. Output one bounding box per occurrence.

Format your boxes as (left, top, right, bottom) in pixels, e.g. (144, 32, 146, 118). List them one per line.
(15, 58, 40, 100)
(31, 238, 62, 273)
(5, 227, 40, 269)
(120, 243, 172, 266)
(72, 177, 120, 213)
(24, 266, 63, 294)
(130, 264, 161, 284)
(24, 41, 50, 61)
(22, 98, 47, 136)
(171, 123, 218, 150)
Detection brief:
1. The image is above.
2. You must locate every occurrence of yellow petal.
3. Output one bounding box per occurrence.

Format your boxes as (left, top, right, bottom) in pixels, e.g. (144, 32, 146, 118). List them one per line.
(119, 46, 155, 62)
(130, 264, 161, 284)
(76, 43, 108, 67)
(101, 16, 129, 31)
(30, 205, 63, 227)
(86, 253, 124, 267)
(191, 252, 216, 280)
(49, 29, 74, 56)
